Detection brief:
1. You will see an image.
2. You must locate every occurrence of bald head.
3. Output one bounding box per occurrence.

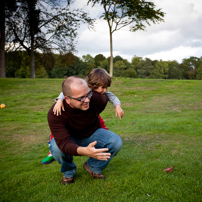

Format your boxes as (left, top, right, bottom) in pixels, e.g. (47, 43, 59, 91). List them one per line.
(62, 76, 88, 97)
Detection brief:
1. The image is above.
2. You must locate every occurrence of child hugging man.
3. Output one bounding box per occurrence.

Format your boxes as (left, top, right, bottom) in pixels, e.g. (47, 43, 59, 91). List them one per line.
(41, 68, 124, 164)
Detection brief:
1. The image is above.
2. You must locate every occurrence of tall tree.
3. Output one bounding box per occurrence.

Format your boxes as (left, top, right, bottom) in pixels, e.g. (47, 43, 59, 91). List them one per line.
(88, 0, 165, 77)
(6, 0, 94, 78)
(0, 0, 17, 78)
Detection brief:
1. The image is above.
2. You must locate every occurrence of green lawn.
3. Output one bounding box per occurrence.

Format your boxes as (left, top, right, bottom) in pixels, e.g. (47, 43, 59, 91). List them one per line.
(0, 78, 202, 202)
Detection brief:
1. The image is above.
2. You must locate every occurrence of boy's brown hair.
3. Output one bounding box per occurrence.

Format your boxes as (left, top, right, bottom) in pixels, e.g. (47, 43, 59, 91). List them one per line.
(86, 68, 111, 90)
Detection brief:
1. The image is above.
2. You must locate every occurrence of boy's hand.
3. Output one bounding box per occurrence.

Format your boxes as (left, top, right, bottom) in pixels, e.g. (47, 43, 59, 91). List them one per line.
(53, 99, 65, 116)
(115, 105, 124, 120)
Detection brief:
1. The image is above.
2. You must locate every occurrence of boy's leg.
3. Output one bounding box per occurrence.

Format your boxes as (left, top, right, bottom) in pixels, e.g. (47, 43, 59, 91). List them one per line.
(41, 153, 54, 164)
(49, 138, 76, 178)
(41, 134, 55, 164)
(99, 115, 108, 130)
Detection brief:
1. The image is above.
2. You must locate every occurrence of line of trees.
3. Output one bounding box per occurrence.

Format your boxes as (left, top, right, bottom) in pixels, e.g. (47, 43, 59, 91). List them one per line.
(1, 0, 164, 78)
(5, 51, 202, 80)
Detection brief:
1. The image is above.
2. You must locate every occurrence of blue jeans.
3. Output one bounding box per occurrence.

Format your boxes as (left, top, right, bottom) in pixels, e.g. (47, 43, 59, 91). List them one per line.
(49, 128, 122, 178)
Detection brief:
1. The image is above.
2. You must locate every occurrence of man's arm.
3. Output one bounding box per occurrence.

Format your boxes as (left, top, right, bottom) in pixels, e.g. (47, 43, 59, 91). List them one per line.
(77, 141, 111, 161)
(48, 106, 79, 156)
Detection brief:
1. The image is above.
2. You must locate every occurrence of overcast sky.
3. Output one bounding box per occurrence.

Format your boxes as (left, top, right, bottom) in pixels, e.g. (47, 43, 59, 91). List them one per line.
(72, 0, 202, 63)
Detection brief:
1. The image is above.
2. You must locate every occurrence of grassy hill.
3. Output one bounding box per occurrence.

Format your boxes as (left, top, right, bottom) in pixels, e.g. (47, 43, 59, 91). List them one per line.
(0, 78, 202, 201)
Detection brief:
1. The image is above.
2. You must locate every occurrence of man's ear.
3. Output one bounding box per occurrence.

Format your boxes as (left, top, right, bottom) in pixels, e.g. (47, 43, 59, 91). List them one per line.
(65, 96, 71, 104)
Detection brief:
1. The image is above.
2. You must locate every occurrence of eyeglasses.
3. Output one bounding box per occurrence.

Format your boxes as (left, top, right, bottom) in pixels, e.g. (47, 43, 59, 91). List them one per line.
(67, 91, 93, 103)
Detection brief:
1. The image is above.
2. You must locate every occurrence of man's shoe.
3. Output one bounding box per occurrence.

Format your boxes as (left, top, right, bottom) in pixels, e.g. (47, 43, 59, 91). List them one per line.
(41, 156, 55, 164)
(61, 176, 75, 185)
(83, 162, 106, 180)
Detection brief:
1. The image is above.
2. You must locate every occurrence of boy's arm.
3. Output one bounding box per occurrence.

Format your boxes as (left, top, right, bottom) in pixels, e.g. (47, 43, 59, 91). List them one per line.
(55, 92, 65, 102)
(105, 90, 124, 120)
(105, 90, 121, 107)
(53, 92, 65, 116)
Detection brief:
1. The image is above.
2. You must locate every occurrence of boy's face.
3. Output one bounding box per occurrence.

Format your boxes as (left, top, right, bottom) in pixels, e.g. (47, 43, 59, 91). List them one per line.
(94, 86, 107, 94)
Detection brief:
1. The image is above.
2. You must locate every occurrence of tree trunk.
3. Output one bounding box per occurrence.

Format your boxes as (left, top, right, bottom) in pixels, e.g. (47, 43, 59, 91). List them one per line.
(30, 33, 35, 78)
(109, 29, 113, 77)
(0, 3, 6, 78)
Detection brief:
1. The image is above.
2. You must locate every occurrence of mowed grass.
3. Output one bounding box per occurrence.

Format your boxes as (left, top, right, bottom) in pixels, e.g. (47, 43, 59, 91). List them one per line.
(0, 78, 202, 202)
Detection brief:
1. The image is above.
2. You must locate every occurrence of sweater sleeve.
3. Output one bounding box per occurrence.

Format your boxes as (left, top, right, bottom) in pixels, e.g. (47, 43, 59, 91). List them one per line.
(105, 90, 121, 107)
(47, 105, 79, 156)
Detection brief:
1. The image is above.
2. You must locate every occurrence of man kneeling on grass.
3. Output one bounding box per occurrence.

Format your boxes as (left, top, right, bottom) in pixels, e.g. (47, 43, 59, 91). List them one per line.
(47, 76, 122, 184)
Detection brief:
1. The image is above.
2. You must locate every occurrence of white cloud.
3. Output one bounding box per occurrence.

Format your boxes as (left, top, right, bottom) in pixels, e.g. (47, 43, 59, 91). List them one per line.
(145, 46, 202, 62)
(74, 0, 202, 63)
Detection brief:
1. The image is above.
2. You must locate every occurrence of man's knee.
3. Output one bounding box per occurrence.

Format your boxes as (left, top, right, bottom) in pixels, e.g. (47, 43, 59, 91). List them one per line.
(114, 136, 122, 153)
(108, 133, 122, 153)
(50, 139, 63, 162)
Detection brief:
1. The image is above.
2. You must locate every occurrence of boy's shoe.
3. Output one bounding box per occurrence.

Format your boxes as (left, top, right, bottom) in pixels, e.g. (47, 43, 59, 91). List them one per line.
(41, 156, 55, 164)
(83, 162, 106, 180)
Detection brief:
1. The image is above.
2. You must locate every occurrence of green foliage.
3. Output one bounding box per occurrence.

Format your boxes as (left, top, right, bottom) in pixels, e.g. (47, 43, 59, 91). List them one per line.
(167, 61, 181, 79)
(35, 65, 49, 78)
(4, 51, 202, 80)
(15, 66, 31, 78)
(50, 65, 68, 78)
(196, 65, 202, 80)
(136, 58, 154, 78)
(88, 0, 165, 32)
(37, 52, 56, 77)
(98, 59, 109, 72)
(113, 55, 123, 63)
(5, 51, 24, 77)
(94, 54, 106, 67)
(82, 54, 96, 76)
(131, 55, 143, 68)
(84, 63, 96, 76)
(121, 67, 137, 78)
(114, 60, 127, 77)
(187, 69, 197, 80)
(151, 60, 169, 79)
(70, 57, 86, 76)
(180, 56, 201, 80)
(178, 63, 188, 79)
(0, 78, 202, 201)
(14, 55, 31, 78)
(150, 68, 162, 79)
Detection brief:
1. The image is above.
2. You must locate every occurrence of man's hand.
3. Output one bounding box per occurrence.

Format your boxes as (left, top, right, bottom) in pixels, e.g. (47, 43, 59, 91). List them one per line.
(77, 141, 111, 161)
(115, 105, 124, 120)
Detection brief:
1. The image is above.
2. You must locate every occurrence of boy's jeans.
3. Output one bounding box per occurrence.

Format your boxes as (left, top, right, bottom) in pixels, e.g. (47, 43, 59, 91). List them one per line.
(49, 128, 122, 178)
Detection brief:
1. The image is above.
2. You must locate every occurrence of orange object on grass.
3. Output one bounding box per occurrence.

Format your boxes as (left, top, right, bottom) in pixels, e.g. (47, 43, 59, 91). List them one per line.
(163, 166, 173, 172)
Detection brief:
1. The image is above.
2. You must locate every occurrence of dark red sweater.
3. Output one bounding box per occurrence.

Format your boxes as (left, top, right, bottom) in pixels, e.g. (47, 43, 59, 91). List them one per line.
(47, 91, 108, 156)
